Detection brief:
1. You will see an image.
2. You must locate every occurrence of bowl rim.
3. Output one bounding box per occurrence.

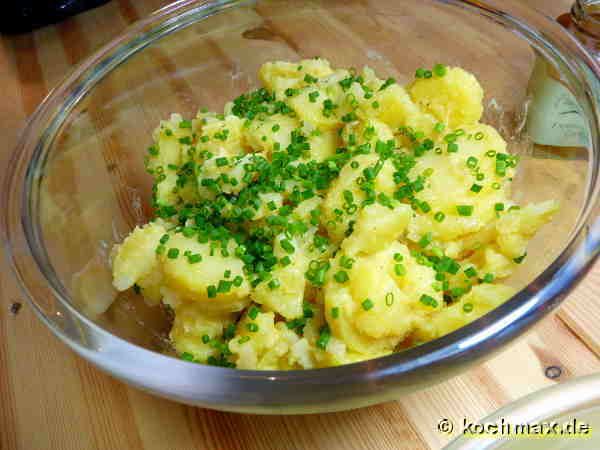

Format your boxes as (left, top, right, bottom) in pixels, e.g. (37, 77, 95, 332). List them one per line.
(2, 0, 600, 412)
(443, 373, 600, 449)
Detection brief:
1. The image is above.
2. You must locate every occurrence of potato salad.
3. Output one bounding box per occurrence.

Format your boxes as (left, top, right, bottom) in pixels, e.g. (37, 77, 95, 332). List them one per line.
(111, 59, 558, 370)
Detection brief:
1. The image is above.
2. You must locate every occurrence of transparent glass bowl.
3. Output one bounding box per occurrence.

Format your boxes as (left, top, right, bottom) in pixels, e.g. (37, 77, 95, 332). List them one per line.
(444, 373, 600, 449)
(2, 0, 599, 413)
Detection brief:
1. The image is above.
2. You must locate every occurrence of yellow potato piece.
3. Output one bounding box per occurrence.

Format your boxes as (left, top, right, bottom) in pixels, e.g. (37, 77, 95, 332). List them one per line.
(325, 242, 441, 356)
(495, 200, 559, 259)
(369, 84, 438, 135)
(342, 203, 412, 256)
(112, 222, 165, 291)
(161, 233, 250, 313)
(243, 114, 299, 156)
(251, 233, 315, 319)
(414, 284, 516, 341)
(170, 301, 235, 363)
(259, 58, 334, 95)
(409, 67, 484, 128)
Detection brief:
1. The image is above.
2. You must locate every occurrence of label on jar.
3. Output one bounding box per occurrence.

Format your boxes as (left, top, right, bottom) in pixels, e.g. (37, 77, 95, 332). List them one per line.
(526, 57, 589, 147)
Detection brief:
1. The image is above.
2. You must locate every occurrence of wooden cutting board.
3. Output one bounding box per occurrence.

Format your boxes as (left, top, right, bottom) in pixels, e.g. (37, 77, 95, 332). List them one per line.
(0, 1, 598, 449)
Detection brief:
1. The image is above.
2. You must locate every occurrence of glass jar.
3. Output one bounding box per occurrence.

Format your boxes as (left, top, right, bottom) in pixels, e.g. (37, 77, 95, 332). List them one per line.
(526, 0, 600, 155)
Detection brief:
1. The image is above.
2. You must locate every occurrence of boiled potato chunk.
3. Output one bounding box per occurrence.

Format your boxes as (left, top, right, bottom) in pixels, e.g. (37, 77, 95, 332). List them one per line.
(198, 115, 246, 158)
(369, 84, 438, 135)
(251, 233, 315, 319)
(161, 233, 250, 312)
(325, 242, 441, 356)
(407, 123, 512, 244)
(259, 58, 334, 95)
(321, 154, 396, 243)
(495, 200, 559, 259)
(288, 88, 342, 131)
(170, 301, 235, 362)
(136, 265, 164, 306)
(414, 284, 516, 341)
(307, 129, 340, 161)
(243, 114, 299, 155)
(342, 203, 412, 256)
(229, 310, 299, 370)
(409, 67, 484, 128)
(112, 222, 165, 291)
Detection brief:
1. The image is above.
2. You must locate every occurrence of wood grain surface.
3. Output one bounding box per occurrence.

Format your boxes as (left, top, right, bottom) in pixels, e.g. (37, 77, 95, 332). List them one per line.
(0, 1, 598, 449)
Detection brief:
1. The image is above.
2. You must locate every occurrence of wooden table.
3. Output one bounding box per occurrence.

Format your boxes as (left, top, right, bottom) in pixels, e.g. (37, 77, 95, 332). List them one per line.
(0, 1, 598, 449)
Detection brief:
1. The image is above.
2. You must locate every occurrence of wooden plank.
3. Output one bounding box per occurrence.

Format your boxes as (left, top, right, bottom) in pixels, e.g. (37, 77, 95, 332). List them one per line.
(557, 259, 600, 356)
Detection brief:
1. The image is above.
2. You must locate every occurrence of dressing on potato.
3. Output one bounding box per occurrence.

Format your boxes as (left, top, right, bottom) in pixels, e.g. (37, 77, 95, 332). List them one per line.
(111, 59, 558, 369)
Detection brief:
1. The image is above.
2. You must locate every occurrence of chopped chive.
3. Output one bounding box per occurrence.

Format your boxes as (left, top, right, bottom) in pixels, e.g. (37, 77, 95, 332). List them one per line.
(280, 239, 295, 254)
(434, 211, 446, 222)
(188, 253, 202, 264)
(167, 248, 180, 259)
(420, 294, 438, 308)
(433, 63, 447, 77)
(331, 307, 340, 319)
(280, 256, 292, 267)
(361, 298, 374, 311)
(482, 273, 495, 283)
(456, 205, 474, 216)
(418, 232, 433, 248)
(316, 324, 331, 349)
(334, 270, 349, 283)
(464, 267, 478, 278)
(181, 352, 195, 361)
(248, 305, 260, 320)
(463, 302, 474, 313)
(393, 253, 404, 262)
(216, 157, 229, 167)
(379, 77, 396, 91)
(496, 160, 507, 176)
(513, 253, 527, 264)
(223, 323, 236, 340)
(394, 263, 406, 276)
(470, 184, 483, 193)
(385, 292, 394, 306)
(246, 323, 259, 332)
(494, 202, 505, 212)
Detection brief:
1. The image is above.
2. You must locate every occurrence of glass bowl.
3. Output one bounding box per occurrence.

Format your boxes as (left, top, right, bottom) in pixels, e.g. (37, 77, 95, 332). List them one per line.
(2, 0, 599, 414)
(443, 373, 600, 449)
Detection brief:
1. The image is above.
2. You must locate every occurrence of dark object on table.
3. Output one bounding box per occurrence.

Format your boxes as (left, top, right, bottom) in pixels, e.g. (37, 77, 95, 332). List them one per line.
(1, 0, 111, 34)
